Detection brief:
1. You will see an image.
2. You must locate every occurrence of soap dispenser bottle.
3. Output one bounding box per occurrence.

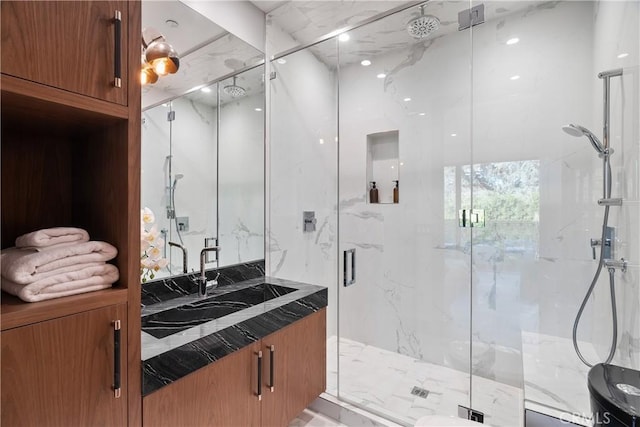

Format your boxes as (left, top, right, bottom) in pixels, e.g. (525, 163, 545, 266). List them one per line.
(393, 180, 399, 203)
(369, 181, 379, 203)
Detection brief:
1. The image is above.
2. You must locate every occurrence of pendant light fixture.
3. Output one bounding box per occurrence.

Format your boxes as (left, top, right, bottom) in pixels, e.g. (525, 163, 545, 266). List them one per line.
(141, 29, 179, 85)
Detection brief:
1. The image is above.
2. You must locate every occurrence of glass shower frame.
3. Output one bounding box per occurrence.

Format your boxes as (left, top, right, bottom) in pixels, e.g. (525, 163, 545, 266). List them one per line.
(267, 1, 640, 426)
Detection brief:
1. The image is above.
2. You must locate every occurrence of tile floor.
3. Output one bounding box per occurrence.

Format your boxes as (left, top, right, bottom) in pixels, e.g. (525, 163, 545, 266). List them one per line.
(325, 336, 523, 427)
(293, 335, 596, 427)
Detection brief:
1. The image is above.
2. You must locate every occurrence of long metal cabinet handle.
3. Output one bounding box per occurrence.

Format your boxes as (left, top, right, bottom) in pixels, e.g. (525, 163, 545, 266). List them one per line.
(113, 320, 121, 398)
(267, 345, 275, 392)
(114, 10, 122, 88)
(256, 351, 263, 401)
(343, 249, 356, 286)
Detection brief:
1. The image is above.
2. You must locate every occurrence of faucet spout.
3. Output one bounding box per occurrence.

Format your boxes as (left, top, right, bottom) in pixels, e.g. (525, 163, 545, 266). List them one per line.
(168, 241, 188, 274)
(199, 246, 221, 297)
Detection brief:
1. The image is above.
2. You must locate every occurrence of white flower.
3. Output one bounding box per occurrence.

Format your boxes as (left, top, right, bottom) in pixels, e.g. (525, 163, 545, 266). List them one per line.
(141, 207, 155, 224)
(140, 207, 168, 283)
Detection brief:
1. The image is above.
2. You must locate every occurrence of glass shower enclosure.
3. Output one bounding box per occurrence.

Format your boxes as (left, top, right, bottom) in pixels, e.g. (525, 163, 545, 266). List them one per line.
(268, 1, 639, 426)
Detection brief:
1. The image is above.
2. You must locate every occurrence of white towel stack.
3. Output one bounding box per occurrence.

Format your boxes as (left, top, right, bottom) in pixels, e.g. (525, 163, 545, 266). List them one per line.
(1, 227, 119, 302)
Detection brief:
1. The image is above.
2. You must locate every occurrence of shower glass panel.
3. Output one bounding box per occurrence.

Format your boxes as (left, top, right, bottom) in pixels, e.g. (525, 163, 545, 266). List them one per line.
(164, 88, 218, 275)
(141, 87, 219, 278)
(141, 102, 174, 279)
(337, 2, 472, 424)
(470, 1, 640, 426)
(268, 37, 339, 392)
(218, 66, 265, 267)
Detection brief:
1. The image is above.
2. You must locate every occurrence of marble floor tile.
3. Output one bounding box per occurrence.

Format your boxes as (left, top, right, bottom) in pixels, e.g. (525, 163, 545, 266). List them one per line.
(289, 409, 348, 427)
(521, 331, 595, 425)
(326, 336, 523, 427)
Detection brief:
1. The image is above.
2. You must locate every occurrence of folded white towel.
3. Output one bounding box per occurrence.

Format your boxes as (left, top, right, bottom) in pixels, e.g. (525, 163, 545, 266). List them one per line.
(1, 241, 118, 285)
(1, 264, 119, 302)
(15, 227, 89, 249)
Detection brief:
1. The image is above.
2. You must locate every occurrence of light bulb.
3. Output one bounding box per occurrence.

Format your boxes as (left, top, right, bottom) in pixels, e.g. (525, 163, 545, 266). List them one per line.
(154, 59, 168, 76)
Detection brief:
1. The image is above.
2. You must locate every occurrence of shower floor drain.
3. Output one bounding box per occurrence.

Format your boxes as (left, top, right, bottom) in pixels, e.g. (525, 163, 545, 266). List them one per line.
(411, 386, 430, 399)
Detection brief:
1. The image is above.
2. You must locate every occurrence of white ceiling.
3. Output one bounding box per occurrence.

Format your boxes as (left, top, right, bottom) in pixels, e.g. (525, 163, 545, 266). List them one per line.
(267, 1, 546, 67)
(142, 0, 542, 108)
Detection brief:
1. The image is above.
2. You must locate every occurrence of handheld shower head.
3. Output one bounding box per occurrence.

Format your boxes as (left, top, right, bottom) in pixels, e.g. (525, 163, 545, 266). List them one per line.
(562, 124, 605, 154)
(172, 173, 184, 188)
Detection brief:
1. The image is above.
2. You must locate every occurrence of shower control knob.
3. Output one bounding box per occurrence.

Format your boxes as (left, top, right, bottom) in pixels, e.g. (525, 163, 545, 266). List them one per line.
(590, 238, 601, 260)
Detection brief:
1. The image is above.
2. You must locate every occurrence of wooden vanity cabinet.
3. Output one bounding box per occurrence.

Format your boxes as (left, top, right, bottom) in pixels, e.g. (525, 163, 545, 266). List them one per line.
(1, 0, 129, 105)
(142, 308, 327, 427)
(262, 308, 327, 426)
(1, 1, 141, 425)
(1, 303, 128, 426)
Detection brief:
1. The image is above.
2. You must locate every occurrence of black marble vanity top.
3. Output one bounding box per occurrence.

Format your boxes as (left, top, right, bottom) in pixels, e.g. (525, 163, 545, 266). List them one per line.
(140, 261, 327, 396)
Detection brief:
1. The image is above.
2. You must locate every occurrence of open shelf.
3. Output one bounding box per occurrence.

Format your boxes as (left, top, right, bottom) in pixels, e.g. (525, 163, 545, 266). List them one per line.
(1, 287, 128, 331)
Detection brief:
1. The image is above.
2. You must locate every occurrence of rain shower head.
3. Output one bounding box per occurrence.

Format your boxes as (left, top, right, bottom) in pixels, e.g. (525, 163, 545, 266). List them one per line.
(223, 76, 246, 98)
(407, 5, 440, 39)
(562, 124, 605, 154)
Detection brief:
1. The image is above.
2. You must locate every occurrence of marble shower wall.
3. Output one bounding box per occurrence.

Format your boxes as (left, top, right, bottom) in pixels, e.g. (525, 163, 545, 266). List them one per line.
(142, 92, 264, 277)
(267, 0, 639, 396)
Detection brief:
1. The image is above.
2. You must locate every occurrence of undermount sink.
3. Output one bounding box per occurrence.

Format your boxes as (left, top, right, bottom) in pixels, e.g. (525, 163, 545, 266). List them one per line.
(141, 283, 296, 339)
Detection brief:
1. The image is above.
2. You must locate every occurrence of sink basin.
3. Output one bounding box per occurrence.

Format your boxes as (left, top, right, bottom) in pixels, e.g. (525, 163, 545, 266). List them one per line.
(142, 283, 296, 339)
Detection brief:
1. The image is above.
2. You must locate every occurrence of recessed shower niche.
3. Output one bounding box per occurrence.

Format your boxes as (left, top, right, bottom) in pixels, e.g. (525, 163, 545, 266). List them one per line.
(366, 130, 399, 204)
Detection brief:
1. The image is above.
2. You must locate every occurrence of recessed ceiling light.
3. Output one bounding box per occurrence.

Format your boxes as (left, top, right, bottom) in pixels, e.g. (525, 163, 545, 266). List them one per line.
(165, 19, 179, 28)
(277, 58, 287, 64)
(451, 133, 457, 137)
(391, 165, 395, 169)
(404, 97, 412, 102)
(201, 87, 212, 93)
(255, 107, 263, 112)
(338, 33, 350, 42)
(162, 103, 169, 107)
(400, 162, 404, 166)
(617, 52, 629, 59)
(377, 73, 386, 79)
(510, 75, 520, 80)
(419, 112, 426, 116)
(361, 60, 371, 66)
(506, 37, 519, 45)
(319, 138, 325, 144)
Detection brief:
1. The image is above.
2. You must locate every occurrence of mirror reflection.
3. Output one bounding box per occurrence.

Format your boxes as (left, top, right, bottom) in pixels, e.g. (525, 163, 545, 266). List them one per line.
(141, 1, 265, 279)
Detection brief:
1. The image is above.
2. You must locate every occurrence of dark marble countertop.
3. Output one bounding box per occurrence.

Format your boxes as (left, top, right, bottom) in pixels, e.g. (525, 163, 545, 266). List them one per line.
(140, 262, 327, 396)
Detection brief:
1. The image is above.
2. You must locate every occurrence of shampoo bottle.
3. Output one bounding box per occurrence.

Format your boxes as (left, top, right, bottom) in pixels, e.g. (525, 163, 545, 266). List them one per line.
(369, 181, 379, 203)
(393, 180, 399, 203)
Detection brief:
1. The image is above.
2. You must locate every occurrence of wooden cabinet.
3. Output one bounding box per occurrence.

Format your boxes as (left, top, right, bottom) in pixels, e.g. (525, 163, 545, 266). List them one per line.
(1, 303, 128, 426)
(1, 1, 129, 105)
(143, 342, 262, 427)
(142, 308, 327, 427)
(1, 1, 141, 425)
(262, 309, 327, 427)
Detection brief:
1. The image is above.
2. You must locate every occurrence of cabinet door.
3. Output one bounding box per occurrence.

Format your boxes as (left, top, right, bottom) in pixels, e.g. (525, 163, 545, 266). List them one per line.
(1, 1, 128, 105)
(143, 342, 262, 427)
(1, 303, 128, 426)
(262, 309, 327, 427)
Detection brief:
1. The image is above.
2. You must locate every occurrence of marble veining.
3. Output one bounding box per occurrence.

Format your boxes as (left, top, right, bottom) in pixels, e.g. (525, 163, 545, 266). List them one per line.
(141, 260, 265, 306)
(142, 282, 296, 338)
(142, 275, 327, 396)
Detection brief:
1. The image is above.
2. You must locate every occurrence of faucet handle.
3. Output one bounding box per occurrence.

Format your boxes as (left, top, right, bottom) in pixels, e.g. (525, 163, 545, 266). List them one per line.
(590, 238, 601, 260)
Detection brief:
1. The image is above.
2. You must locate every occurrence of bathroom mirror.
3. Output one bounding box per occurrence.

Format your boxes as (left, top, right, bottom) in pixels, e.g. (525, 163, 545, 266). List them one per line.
(141, 0, 265, 278)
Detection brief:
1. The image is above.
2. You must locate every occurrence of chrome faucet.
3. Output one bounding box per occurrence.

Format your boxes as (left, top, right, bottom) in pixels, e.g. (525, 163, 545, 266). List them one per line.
(199, 246, 221, 298)
(168, 241, 188, 274)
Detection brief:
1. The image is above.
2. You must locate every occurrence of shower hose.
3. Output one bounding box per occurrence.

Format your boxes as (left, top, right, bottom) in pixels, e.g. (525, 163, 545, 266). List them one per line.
(572, 161, 618, 367)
